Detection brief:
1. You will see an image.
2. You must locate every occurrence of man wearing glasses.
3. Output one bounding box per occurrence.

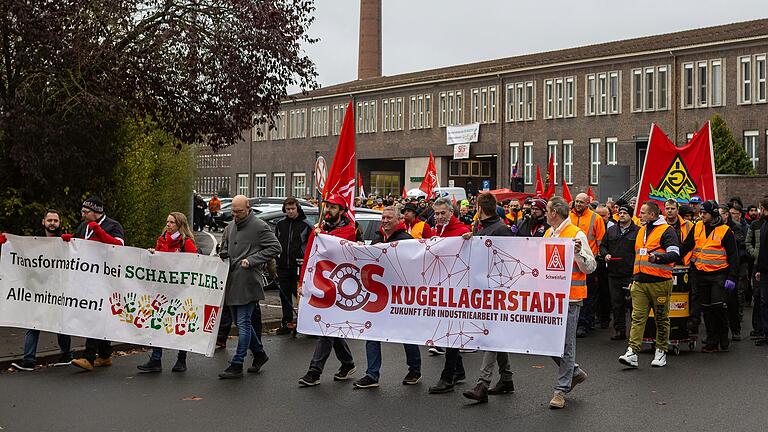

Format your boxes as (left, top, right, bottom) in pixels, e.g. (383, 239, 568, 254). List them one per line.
(70, 196, 126, 371)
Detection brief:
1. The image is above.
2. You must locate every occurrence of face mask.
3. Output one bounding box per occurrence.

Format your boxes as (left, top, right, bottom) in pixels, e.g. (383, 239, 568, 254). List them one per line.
(171, 231, 181, 240)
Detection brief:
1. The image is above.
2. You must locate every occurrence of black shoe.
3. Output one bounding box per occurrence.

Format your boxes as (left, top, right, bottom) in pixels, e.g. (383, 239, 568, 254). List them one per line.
(428, 378, 455, 394)
(402, 371, 422, 385)
(137, 359, 162, 373)
(275, 326, 292, 335)
(610, 331, 626, 341)
(10, 360, 36, 371)
(576, 327, 588, 338)
(172, 359, 187, 372)
(248, 352, 269, 374)
(353, 375, 380, 389)
(732, 332, 742, 342)
(488, 379, 515, 395)
(749, 330, 764, 339)
(51, 354, 73, 367)
(218, 363, 243, 379)
(462, 382, 489, 403)
(755, 338, 768, 346)
(298, 372, 320, 387)
(453, 371, 466, 384)
(333, 364, 356, 381)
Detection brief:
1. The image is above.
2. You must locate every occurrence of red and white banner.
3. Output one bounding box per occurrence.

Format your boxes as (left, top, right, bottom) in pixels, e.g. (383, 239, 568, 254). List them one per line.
(419, 151, 439, 199)
(636, 122, 717, 213)
(297, 234, 575, 356)
(323, 101, 356, 220)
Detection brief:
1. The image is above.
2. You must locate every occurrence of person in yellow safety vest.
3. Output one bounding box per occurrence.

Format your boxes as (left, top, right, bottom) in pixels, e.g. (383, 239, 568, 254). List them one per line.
(618, 201, 680, 369)
(401, 202, 432, 239)
(543, 196, 597, 409)
(506, 198, 523, 226)
(664, 199, 693, 265)
(679, 200, 740, 352)
(570, 193, 606, 337)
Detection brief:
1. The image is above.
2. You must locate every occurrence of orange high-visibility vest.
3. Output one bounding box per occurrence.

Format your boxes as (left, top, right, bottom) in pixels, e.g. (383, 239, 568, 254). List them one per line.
(633, 223, 674, 279)
(545, 224, 587, 300)
(408, 221, 427, 239)
(691, 222, 730, 272)
(570, 208, 604, 255)
(678, 215, 694, 266)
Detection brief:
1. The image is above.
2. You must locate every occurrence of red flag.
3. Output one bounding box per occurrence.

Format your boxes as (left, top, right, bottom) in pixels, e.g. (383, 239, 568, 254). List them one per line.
(586, 186, 595, 203)
(534, 165, 544, 197)
(322, 101, 356, 221)
(358, 173, 366, 199)
(300, 101, 355, 288)
(419, 151, 438, 198)
(544, 153, 555, 199)
(636, 122, 717, 216)
(562, 178, 573, 203)
(401, 186, 407, 200)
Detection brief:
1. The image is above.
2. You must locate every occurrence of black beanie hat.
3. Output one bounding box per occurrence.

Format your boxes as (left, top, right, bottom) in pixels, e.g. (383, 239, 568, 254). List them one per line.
(82, 196, 104, 213)
(701, 200, 719, 217)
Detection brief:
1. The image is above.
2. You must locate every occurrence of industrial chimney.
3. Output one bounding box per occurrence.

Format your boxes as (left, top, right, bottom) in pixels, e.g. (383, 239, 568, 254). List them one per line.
(358, 0, 382, 80)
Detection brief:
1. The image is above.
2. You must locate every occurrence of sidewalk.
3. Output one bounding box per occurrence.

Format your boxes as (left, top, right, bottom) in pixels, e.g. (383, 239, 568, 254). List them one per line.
(0, 290, 285, 369)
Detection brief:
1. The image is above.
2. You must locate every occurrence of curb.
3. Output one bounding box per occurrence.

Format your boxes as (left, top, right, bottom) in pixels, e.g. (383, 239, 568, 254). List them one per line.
(0, 319, 283, 370)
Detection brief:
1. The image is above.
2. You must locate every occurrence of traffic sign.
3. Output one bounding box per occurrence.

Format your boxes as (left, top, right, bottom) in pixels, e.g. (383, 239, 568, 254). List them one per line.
(314, 156, 327, 193)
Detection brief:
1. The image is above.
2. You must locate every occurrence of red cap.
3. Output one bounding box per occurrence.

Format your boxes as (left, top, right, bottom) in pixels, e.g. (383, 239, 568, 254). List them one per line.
(323, 193, 348, 209)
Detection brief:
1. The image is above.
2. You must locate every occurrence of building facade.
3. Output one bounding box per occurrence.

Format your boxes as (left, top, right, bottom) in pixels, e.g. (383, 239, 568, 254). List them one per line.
(197, 19, 768, 201)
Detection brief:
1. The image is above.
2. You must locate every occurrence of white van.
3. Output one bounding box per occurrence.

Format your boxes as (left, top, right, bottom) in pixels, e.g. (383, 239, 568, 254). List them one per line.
(406, 187, 467, 202)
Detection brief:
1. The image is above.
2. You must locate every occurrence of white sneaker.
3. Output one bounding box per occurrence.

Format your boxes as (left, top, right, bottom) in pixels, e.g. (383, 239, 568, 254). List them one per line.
(651, 349, 667, 367)
(618, 347, 638, 368)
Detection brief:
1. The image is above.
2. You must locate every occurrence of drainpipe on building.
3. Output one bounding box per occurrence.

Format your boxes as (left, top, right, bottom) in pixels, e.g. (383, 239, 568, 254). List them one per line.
(670, 50, 678, 144)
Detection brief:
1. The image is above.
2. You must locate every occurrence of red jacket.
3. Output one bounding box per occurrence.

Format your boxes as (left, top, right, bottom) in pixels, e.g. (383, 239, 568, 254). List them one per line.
(155, 232, 197, 253)
(433, 216, 471, 238)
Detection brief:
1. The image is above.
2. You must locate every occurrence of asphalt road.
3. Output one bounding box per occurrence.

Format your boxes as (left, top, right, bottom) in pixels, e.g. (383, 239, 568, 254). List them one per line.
(1, 317, 765, 432)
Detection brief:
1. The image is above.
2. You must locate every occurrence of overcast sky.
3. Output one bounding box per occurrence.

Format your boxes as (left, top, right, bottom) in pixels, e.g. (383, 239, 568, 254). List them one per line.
(290, 0, 765, 93)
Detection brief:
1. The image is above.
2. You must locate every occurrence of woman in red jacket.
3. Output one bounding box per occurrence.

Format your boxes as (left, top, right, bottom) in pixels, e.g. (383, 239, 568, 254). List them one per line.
(137, 212, 196, 373)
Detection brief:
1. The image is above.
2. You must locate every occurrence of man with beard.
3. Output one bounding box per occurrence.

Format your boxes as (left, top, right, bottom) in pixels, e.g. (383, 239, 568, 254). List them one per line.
(402, 202, 432, 239)
(298, 194, 358, 386)
(5, 210, 73, 371)
(664, 199, 694, 266)
(70, 197, 125, 372)
(462, 193, 515, 403)
(679, 200, 739, 352)
(427, 198, 472, 394)
(516, 198, 549, 237)
(571, 193, 606, 337)
(354, 206, 422, 388)
(506, 198, 523, 226)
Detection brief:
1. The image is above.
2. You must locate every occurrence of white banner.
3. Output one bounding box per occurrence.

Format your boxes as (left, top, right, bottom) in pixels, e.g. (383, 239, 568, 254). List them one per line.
(0, 235, 227, 356)
(446, 123, 480, 145)
(298, 234, 574, 357)
(453, 143, 470, 159)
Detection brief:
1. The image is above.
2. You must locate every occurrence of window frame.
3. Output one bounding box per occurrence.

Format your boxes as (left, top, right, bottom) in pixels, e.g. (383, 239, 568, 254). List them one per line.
(292, 172, 306, 198)
(523, 142, 534, 185)
(744, 130, 759, 171)
(237, 174, 249, 196)
(586, 74, 597, 115)
(562, 139, 573, 185)
(253, 174, 267, 198)
(590, 138, 601, 185)
(272, 173, 286, 197)
(739, 56, 752, 105)
(547, 140, 558, 184)
(606, 137, 618, 166)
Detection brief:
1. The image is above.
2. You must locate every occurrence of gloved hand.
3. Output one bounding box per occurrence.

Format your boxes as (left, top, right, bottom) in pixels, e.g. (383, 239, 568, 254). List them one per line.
(0, 233, 7, 244)
(724, 279, 737, 292)
(61, 234, 73, 242)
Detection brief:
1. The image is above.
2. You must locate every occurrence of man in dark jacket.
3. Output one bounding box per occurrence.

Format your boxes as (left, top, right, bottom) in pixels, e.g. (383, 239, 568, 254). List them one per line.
(753, 198, 768, 346)
(70, 197, 125, 372)
(274, 197, 313, 334)
(515, 198, 549, 237)
(218, 195, 282, 378)
(746, 201, 767, 341)
(462, 193, 516, 403)
(680, 200, 739, 352)
(600, 204, 640, 340)
(353, 206, 422, 389)
(299, 194, 358, 386)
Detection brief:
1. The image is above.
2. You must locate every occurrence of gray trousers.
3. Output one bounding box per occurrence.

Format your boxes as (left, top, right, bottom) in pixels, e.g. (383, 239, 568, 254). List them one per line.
(478, 351, 513, 385)
(550, 301, 583, 394)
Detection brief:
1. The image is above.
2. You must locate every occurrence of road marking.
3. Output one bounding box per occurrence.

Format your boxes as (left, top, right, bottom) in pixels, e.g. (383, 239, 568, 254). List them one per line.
(198, 230, 218, 256)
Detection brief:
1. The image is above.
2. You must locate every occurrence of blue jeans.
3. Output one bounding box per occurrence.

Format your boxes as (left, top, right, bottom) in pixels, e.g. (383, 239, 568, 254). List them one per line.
(23, 330, 71, 363)
(365, 340, 421, 381)
(230, 302, 265, 365)
(150, 348, 187, 362)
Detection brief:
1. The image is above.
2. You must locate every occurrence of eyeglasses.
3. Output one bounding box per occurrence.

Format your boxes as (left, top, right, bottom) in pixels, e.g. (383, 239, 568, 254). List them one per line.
(81, 209, 92, 215)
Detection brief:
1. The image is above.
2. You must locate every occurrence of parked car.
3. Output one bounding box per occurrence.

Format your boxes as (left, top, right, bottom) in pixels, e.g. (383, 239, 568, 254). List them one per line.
(253, 206, 383, 243)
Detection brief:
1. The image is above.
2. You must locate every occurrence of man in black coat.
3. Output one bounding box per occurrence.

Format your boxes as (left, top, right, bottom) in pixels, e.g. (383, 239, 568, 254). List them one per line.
(515, 198, 549, 237)
(274, 197, 313, 334)
(600, 204, 640, 340)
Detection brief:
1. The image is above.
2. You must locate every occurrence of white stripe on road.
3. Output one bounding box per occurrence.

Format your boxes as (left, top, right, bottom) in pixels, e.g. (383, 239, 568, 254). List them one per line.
(198, 230, 218, 256)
